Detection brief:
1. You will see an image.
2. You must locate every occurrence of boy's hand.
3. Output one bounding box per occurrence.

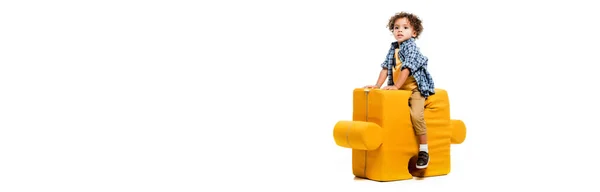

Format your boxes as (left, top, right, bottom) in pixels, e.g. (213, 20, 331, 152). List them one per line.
(382, 86, 399, 90)
(363, 85, 380, 89)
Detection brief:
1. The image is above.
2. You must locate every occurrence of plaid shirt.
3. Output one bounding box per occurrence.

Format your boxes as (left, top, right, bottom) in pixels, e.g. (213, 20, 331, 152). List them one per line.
(380, 38, 435, 99)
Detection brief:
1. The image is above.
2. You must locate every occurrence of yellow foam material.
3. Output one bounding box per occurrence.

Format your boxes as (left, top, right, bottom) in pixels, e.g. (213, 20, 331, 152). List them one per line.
(333, 121, 382, 150)
(332, 88, 466, 181)
(450, 120, 466, 144)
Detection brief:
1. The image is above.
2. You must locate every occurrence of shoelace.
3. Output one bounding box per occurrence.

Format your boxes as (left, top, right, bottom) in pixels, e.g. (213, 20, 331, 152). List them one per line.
(417, 152, 429, 163)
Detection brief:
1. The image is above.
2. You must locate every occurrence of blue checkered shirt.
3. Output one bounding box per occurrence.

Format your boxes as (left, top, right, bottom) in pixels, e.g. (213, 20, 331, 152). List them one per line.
(380, 38, 435, 99)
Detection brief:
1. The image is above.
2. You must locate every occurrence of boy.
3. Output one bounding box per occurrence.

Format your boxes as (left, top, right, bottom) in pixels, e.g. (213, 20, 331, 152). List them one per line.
(363, 12, 435, 169)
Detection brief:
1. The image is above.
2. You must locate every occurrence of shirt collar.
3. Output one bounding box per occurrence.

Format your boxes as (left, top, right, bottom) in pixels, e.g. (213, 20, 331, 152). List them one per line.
(391, 38, 415, 49)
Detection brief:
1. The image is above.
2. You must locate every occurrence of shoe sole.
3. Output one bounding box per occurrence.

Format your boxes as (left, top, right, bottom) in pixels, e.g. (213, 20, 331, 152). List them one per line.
(415, 159, 429, 169)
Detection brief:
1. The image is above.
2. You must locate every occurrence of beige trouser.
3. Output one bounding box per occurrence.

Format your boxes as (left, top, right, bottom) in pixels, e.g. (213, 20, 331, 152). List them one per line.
(409, 89, 427, 135)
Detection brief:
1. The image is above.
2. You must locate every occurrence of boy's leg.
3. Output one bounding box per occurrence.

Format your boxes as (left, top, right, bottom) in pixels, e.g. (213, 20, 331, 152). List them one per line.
(409, 90, 429, 169)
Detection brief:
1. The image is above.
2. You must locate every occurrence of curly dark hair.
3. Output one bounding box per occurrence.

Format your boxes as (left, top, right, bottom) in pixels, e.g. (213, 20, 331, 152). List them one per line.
(387, 12, 424, 39)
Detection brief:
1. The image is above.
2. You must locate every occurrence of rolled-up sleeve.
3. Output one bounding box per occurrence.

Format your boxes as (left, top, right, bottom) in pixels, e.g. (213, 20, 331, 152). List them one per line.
(380, 47, 394, 69)
(380, 58, 388, 69)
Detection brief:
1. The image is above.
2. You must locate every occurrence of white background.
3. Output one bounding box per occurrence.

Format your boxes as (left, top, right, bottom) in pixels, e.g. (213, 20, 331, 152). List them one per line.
(1, 0, 599, 191)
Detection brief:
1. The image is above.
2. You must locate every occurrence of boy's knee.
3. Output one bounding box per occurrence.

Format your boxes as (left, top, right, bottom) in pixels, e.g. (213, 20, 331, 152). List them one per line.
(414, 124, 427, 135)
(410, 110, 427, 135)
(410, 110, 425, 121)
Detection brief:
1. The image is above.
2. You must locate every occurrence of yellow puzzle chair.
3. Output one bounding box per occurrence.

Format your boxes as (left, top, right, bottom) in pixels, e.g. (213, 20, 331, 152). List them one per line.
(333, 88, 466, 181)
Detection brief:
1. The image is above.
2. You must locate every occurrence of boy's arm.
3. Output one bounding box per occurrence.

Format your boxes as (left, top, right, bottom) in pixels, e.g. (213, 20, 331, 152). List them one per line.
(394, 68, 410, 89)
(376, 46, 394, 87)
(375, 68, 388, 87)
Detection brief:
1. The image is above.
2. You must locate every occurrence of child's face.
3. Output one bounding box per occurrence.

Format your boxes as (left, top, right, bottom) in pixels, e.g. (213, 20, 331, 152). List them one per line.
(392, 17, 416, 43)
